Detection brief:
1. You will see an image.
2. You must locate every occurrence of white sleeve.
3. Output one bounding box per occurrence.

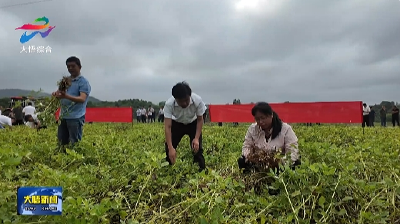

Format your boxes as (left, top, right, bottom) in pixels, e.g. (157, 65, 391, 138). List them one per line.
(196, 99, 206, 116)
(6, 118, 12, 126)
(164, 103, 173, 119)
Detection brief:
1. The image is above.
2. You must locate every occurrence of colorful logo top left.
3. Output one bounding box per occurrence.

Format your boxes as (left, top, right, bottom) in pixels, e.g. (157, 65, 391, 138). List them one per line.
(15, 16, 55, 44)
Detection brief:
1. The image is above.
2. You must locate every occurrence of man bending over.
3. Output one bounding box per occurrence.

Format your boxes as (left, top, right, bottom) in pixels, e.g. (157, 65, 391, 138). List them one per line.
(163, 82, 206, 172)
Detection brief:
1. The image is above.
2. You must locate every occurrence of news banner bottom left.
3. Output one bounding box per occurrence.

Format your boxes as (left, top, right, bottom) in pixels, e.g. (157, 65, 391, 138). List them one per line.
(17, 186, 62, 215)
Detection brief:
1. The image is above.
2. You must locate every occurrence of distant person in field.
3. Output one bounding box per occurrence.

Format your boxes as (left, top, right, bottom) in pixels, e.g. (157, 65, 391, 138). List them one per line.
(362, 103, 370, 127)
(148, 106, 155, 123)
(136, 108, 141, 123)
(380, 106, 386, 127)
(0, 114, 15, 129)
(22, 102, 36, 117)
(24, 114, 47, 130)
(158, 106, 164, 122)
(52, 56, 91, 148)
(140, 107, 147, 123)
(369, 106, 375, 127)
(238, 102, 301, 174)
(163, 82, 206, 172)
(392, 105, 399, 127)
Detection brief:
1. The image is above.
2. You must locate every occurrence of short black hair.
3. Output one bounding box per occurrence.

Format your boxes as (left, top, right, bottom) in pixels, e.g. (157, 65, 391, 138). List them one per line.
(66, 56, 81, 68)
(27, 102, 32, 106)
(172, 81, 191, 99)
(363, 103, 366, 106)
(251, 102, 282, 140)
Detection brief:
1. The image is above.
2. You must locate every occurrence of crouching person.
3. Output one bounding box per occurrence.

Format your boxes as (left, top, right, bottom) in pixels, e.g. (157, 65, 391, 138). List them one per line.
(238, 102, 301, 194)
(0, 114, 15, 130)
(25, 114, 47, 130)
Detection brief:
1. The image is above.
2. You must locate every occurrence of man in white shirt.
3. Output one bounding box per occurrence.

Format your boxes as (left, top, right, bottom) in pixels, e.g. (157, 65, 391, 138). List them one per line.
(140, 107, 147, 123)
(147, 106, 155, 123)
(0, 115, 14, 129)
(22, 102, 36, 117)
(136, 108, 142, 123)
(164, 82, 206, 171)
(158, 106, 164, 122)
(362, 103, 370, 127)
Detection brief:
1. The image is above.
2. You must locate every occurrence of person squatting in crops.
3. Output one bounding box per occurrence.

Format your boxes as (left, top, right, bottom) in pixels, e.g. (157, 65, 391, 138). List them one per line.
(0, 114, 15, 130)
(238, 102, 301, 193)
(52, 56, 91, 148)
(163, 82, 206, 172)
(24, 114, 47, 130)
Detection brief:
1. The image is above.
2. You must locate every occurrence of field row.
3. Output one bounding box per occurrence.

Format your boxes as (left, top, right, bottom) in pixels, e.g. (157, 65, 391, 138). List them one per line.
(1, 123, 399, 223)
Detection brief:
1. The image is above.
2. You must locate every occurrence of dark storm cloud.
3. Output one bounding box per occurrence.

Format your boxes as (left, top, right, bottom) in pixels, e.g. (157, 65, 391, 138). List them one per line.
(0, 0, 399, 105)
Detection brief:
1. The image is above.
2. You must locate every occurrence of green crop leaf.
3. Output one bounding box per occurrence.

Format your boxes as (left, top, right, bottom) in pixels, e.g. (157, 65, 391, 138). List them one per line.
(0, 123, 397, 223)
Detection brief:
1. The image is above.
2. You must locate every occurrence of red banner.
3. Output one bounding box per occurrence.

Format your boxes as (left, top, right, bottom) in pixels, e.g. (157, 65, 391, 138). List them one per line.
(55, 107, 133, 123)
(209, 101, 363, 123)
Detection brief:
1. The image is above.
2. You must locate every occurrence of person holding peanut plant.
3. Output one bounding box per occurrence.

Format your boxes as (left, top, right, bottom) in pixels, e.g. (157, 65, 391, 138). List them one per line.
(163, 82, 206, 172)
(238, 102, 301, 174)
(52, 56, 91, 148)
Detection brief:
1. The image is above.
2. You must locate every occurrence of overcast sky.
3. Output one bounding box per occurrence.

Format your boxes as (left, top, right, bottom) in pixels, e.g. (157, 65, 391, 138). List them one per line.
(0, 0, 399, 105)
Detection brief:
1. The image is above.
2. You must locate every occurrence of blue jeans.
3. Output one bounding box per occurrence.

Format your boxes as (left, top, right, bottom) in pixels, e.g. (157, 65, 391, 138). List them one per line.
(57, 116, 85, 146)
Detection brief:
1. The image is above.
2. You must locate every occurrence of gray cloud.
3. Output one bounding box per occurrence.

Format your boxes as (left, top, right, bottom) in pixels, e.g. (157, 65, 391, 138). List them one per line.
(1, 0, 399, 105)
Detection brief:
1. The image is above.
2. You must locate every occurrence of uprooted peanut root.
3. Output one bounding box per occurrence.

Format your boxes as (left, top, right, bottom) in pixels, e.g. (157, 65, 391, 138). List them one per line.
(37, 76, 72, 126)
(246, 147, 283, 172)
(58, 76, 72, 92)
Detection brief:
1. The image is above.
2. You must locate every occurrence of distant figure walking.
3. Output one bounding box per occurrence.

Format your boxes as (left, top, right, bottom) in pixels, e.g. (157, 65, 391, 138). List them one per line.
(362, 103, 370, 127)
(380, 106, 386, 127)
(369, 106, 375, 127)
(158, 106, 164, 122)
(392, 106, 399, 127)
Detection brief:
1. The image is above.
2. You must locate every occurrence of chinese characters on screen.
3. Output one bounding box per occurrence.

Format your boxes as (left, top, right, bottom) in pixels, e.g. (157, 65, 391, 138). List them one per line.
(20, 45, 52, 53)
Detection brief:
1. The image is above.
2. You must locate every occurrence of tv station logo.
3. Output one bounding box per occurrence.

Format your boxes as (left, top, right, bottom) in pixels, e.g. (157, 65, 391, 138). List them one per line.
(17, 186, 62, 215)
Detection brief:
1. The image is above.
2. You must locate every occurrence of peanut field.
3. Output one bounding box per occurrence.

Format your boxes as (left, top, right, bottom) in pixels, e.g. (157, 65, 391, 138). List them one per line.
(1, 123, 399, 223)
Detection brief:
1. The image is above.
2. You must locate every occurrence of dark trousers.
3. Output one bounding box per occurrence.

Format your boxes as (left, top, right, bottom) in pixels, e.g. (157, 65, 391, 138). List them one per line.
(13, 119, 24, 125)
(164, 120, 205, 170)
(362, 115, 369, 127)
(136, 115, 141, 123)
(141, 115, 146, 123)
(150, 114, 155, 122)
(238, 155, 301, 173)
(381, 117, 386, 127)
(57, 117, 84, 146)
(392, 115, 399, 127)
(158, 114, 164, 122)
